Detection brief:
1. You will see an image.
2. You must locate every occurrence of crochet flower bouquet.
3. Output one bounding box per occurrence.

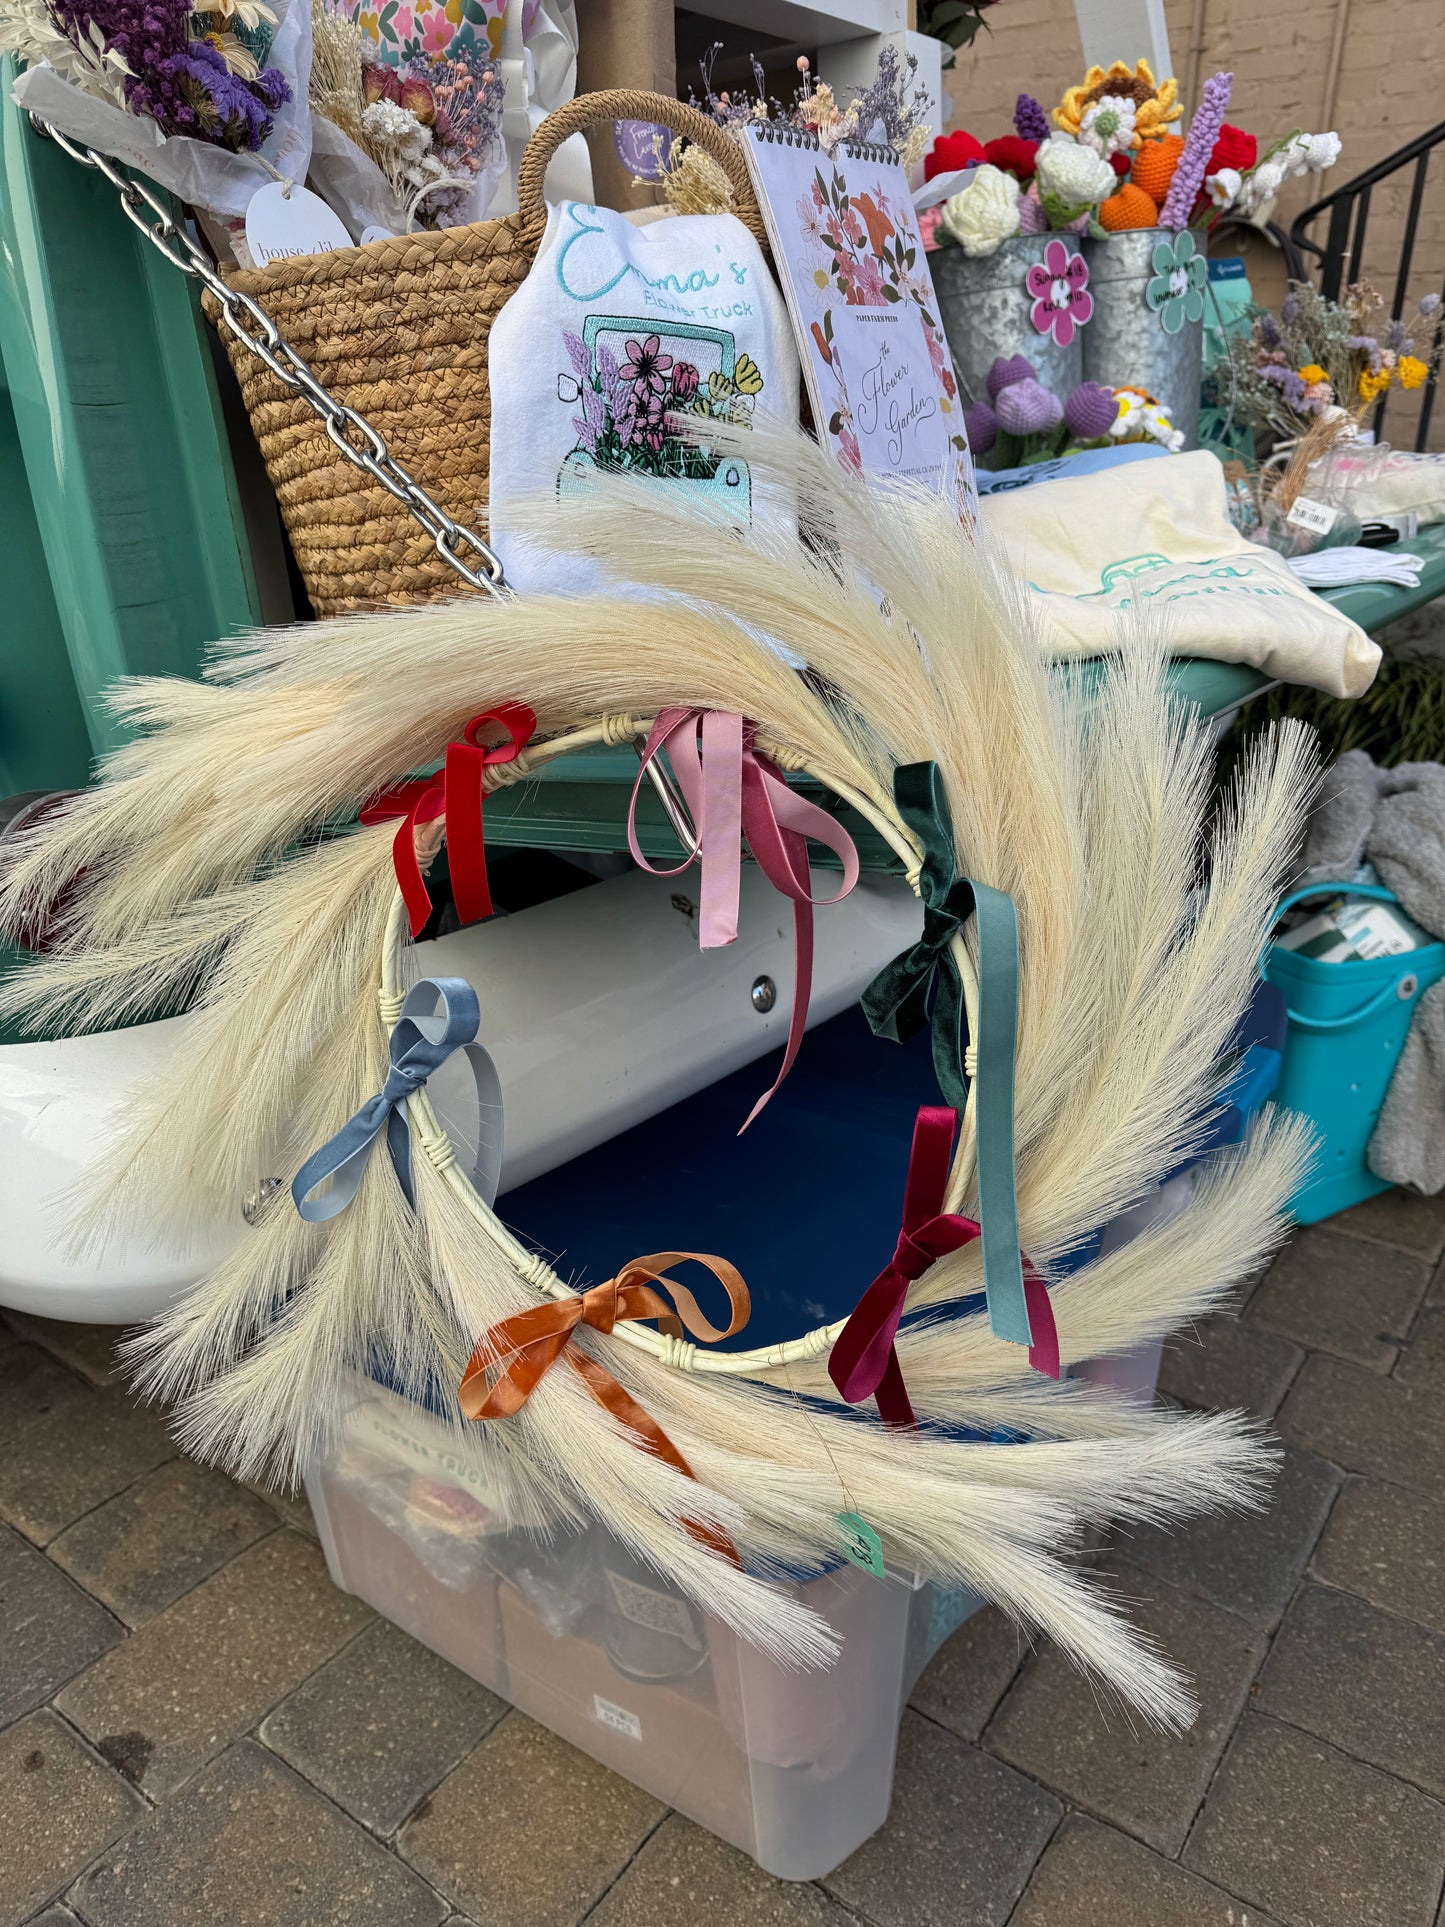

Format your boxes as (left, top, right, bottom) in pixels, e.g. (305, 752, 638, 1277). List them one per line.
(925, 63, 1341, 255)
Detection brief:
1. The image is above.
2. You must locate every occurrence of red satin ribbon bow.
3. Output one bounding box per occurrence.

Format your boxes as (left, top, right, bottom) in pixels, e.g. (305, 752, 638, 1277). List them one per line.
(627, 708, 861, 1128)
(361, 702, 536, 939)
(828, 1106, 1059, 1428)
(458, 1252, 750, 1565)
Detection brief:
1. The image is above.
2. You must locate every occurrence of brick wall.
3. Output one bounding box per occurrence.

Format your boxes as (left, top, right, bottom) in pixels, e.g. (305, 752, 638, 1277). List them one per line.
(942, 0, 1445, 444)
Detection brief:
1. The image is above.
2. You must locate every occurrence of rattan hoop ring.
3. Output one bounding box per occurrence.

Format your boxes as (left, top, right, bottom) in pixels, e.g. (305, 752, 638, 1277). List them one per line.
(381, 713, 983, 1375)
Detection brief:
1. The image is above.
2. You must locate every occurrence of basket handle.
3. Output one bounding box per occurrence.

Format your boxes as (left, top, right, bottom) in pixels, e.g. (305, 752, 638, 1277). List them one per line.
(516, 90, 767, 250)
(1273, 881, 1398, 921)
(1281, 974, 1423, 1031)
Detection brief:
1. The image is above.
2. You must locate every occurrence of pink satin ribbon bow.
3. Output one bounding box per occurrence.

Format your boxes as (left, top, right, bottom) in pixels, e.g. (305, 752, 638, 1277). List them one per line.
(829, 1105, 1060, 1428)
(627, 709, 861, 1127)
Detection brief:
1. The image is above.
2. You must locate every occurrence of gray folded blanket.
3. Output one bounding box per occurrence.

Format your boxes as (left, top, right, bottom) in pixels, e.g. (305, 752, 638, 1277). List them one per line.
(1296, 750, 1445, 1193)
(1373, 981, 1445, 1193)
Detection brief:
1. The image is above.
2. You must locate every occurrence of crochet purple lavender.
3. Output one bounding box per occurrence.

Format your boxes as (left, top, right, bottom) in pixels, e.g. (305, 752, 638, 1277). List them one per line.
(1160, 70, 1232, 230)
(1014, 93, 1049, 142)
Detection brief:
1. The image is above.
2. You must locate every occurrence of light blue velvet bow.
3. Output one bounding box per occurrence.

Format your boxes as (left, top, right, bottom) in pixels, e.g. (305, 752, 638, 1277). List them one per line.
(293, 977, 481, 1222)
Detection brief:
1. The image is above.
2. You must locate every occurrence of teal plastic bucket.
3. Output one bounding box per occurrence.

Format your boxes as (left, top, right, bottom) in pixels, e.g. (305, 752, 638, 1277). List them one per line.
(1264, 883, 1445, 1224)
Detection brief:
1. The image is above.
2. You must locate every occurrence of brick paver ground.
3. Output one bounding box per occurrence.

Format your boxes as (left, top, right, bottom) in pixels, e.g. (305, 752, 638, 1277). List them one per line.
(3, 1188, 1445, 1924)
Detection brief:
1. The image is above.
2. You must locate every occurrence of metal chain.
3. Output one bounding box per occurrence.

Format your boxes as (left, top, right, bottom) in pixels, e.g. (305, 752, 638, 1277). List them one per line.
(30, 116, 510, 597)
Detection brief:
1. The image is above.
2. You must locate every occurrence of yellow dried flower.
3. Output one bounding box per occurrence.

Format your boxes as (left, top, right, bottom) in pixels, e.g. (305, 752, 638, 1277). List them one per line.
(897, 123, 929, 173)
(649, 142, 734, 217)
(1357, 368, 1391, 402)
(1399, 355, 1429, 390)
(1297, 364, 1328, 384)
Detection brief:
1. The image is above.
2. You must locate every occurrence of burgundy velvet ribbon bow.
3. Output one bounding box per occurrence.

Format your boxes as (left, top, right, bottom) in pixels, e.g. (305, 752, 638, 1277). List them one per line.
(361, 702, 536, 939)
(829, 1106, 1060, 1428)
(627, 708, 860, 1128)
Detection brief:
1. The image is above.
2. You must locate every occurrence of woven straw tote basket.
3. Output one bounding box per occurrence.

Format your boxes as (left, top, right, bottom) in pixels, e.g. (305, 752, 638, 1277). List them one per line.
(206, 90, 769, 619)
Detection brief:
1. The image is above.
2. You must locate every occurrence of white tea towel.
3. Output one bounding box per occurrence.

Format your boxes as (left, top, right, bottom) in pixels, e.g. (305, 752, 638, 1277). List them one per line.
(979, 450, 1382, 698)
(487, 202, 800, 593)
(1288, 548, 1423, 590)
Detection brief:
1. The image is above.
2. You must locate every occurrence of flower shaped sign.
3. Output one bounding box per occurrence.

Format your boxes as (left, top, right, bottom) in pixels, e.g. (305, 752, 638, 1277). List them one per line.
(1025, 239, 1093, 346)
(1145, 230, 1208, 335)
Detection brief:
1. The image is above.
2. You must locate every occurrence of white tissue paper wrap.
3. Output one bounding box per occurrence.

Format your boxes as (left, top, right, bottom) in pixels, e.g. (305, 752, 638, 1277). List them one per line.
(307, 107, 506, 241)
(305, 116, 411, 239)
(979, 449, 1383, 698)
(10, 0, 312, 221)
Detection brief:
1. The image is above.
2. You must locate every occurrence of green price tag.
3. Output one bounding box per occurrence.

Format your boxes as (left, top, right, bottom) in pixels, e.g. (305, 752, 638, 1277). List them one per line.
(837, 1510, 885, 1578)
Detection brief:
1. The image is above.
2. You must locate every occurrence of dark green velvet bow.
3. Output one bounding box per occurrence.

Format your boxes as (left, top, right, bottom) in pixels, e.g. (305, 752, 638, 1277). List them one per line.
(861, 761, 975, 1113)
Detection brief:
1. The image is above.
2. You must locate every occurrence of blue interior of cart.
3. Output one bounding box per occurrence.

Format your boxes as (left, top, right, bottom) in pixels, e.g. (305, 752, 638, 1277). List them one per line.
(498, 977, 1288, 1358)
(499, 1004, 938, 1356)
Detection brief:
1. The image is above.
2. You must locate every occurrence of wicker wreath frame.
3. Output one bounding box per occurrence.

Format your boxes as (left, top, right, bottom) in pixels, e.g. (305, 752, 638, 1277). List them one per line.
(382, 710, 984, 1376)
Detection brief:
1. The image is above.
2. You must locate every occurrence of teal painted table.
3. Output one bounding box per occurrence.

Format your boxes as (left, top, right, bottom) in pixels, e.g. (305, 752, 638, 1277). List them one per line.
(1315, 521, 1445, 634)
(487, 538, 1445, 869)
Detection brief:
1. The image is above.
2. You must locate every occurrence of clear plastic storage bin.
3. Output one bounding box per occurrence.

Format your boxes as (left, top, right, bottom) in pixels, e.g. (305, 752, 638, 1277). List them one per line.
(304, 1377, 982, 1880)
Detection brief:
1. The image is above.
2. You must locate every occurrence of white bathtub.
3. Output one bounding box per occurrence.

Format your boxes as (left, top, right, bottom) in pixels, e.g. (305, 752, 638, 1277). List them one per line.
(0, 867, 919, 1323)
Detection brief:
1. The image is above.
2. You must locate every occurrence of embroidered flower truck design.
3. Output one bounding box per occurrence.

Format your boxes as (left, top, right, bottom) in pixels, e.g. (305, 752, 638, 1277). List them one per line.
(555, 317, 758, 519)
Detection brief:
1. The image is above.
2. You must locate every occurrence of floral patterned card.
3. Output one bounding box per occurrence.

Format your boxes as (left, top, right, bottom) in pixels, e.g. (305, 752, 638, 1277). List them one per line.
(741, 125, 974, 510)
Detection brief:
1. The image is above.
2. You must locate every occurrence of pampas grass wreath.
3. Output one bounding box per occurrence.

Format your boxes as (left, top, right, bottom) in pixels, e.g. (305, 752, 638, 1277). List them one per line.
(0, 425, 1318, 1727)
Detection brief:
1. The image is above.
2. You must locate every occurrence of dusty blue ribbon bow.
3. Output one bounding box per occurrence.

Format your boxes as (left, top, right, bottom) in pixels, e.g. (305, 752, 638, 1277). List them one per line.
(292, 977, 480, 1222)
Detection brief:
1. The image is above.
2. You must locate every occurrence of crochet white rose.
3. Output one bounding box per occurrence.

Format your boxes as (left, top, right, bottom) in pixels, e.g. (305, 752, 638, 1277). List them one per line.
(940, 164, 1023, 257)
(1033, 135, 1117, 211)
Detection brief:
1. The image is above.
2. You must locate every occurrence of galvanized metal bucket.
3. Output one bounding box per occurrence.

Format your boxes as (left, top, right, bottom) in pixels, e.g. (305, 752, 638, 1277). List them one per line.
(1081, 231, 1203, 451)
(931, 234, 1086, 406)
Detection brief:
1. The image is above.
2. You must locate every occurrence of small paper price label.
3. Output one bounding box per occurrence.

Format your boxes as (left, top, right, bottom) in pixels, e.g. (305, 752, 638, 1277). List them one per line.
(1286, 495, 1339, 536)
(837, 1510, 886, 1578)
(244, 182, 352, 268)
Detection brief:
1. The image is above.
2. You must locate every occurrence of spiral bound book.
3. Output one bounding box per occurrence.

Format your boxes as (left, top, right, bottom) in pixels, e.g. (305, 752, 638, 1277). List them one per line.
(741, 122, 974, 509)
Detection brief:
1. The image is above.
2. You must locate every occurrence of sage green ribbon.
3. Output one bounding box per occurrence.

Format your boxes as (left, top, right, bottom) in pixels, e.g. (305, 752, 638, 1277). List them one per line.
(860, 762, 1033, 1350)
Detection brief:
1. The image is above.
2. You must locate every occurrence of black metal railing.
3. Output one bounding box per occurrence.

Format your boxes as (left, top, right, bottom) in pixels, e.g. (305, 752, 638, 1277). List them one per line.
(1290, 121, 1445, 449)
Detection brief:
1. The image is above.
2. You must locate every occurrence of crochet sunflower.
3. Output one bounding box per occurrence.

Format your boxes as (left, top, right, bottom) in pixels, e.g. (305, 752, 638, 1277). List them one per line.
(1055, 60, 1181, 151)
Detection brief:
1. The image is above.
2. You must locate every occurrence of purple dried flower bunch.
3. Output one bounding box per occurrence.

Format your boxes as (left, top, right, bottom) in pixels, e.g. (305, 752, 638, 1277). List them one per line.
(969, 356, 1121, 469)
(1160, 70, 1232, 230)
(53, 0, 290, 151)
(688, 37, 930, 161)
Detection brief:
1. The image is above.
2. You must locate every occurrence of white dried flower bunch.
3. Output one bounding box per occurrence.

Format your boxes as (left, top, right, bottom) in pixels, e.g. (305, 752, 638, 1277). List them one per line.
(0, 0, 132, 109)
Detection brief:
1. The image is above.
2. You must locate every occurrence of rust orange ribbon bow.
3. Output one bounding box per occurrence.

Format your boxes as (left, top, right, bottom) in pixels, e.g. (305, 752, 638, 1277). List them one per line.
(361, 702, 536, 939)
(829, 1106, 1059, 1429)
(458, 1253, 751, 1564)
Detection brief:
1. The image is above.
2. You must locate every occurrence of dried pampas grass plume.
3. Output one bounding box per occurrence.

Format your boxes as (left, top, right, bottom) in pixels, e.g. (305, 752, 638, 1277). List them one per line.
(0, 426, 1317, 1722)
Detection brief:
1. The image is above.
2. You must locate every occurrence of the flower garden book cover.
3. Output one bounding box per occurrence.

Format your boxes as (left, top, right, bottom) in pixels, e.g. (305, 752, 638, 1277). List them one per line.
(742, 123, 975, 510)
